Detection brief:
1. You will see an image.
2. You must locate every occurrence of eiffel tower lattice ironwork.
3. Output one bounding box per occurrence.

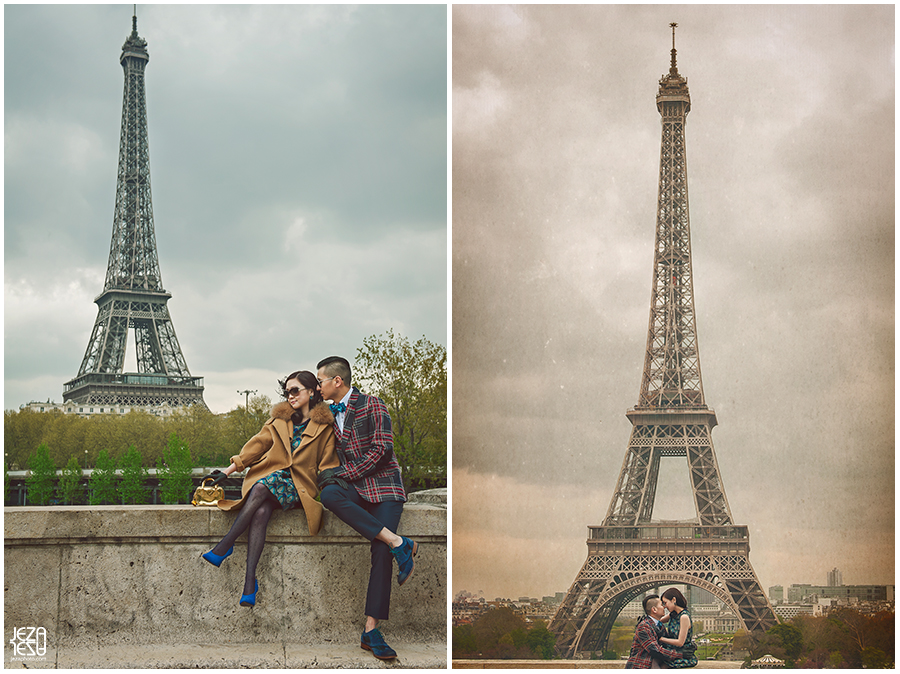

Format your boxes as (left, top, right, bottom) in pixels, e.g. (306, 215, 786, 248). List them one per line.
(63, 13, 205, 408)
(548, 25, 777, 658)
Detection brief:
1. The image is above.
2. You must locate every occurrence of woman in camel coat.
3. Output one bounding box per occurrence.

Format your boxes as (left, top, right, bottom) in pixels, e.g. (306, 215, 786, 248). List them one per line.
(200, 370, 338, 607)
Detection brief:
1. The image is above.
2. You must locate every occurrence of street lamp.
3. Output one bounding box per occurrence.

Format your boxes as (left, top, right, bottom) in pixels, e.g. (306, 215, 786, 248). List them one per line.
(237, 389, 257, 411)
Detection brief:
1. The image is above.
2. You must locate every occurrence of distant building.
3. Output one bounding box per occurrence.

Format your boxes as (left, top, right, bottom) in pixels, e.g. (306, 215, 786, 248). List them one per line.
(19, 399, 178, 419)
(687, 587, 719, 605)
(775, 604, 814, 621)
(827, 567, 843, 587)
(813, 598, 838, 617)
(787, 584, 890, 603)
(768, 585, 784, 604)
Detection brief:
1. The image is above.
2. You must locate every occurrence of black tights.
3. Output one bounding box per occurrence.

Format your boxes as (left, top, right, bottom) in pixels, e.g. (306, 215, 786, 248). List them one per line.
(212, 482, 278, 595)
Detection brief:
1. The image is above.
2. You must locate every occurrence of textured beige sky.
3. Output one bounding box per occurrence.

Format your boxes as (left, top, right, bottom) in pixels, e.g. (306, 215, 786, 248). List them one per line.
(452, 4, 893, 600)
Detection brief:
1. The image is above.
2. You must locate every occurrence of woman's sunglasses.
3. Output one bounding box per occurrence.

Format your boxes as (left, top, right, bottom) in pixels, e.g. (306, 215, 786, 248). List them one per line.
(283, 387, 309, 399)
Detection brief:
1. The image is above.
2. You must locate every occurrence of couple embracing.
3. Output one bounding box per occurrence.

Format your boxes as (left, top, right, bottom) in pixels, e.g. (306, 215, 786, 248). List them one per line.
(200, 356, 415, 661)
(626, 589, 698, 669)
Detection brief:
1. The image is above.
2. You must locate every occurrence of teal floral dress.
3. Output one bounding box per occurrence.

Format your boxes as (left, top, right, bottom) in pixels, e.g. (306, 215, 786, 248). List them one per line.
(663, 608, 698, 668)
(256, 419, 308, 511)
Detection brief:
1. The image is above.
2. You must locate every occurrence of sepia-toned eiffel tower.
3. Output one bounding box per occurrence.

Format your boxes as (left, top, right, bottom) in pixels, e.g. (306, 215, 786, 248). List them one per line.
(548, 25, 777, 658)
(63, 12, 205, 408)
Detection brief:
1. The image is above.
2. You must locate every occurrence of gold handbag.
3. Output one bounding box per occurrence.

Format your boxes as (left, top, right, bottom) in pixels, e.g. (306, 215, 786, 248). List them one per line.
(191, 478, 224, 506)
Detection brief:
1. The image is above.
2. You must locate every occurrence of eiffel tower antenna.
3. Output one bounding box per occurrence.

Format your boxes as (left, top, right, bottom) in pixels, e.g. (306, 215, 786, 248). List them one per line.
(64, 14, 205, 408)
(548, 25, 777, 658)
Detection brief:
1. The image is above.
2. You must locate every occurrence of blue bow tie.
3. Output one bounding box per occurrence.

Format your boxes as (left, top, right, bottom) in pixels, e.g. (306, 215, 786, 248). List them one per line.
(330, 402, 346, 415)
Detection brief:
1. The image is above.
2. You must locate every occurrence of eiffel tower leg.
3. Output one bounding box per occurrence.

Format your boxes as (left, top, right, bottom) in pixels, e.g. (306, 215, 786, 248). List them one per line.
(78, 300, 128, 375)
(685, 424, 733, 526)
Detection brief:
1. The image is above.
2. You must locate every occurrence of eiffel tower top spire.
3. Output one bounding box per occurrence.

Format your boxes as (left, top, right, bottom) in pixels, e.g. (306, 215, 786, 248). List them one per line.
(122, 8, 148, 60)
(669, 22, 679, 75)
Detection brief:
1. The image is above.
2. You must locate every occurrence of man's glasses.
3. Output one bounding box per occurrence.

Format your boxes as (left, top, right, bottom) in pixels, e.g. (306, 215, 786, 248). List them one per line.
(316, 376, 337, 386)
(283, 387, 308, 399)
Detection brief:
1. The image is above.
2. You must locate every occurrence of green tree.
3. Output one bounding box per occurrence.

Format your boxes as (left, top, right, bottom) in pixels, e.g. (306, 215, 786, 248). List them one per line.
(171, 403, 228, 467)
(118, 445, 148, 504)
(525, 621, 556, 659)
(89, 449, 119, 505)
(219, 394, 273, 465)
(157, 433, 194, 504)
(25, 443, 57, 505)
(4, 459, 10, 503)
(354, 330, 447, 490)
(472, 607, 527, 654)
(5, 408, 45, 469)
(860, 646, 889, 668)
(767, 622, 803, 660)
(452, 623, 478, 656)
(57, 455, 84, 505)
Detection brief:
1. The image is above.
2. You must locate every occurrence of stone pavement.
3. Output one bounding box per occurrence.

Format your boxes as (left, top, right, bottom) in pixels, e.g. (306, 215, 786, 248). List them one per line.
(9, 641, 447, 669)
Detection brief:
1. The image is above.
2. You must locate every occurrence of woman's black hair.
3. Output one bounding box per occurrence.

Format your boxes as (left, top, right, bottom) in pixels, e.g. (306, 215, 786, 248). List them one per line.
(662, 587, 688, 609)
(278, 370, 324, 422)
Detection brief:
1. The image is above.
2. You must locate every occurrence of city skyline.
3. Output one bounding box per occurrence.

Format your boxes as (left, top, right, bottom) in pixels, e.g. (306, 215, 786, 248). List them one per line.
(5, 5, 447, 414)
(452, 5, 893, 601)
(454, 566, 892, 604)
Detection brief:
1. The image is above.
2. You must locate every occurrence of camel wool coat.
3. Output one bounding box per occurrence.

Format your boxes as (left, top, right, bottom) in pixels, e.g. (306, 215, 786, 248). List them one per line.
(216, 401, 338, 535)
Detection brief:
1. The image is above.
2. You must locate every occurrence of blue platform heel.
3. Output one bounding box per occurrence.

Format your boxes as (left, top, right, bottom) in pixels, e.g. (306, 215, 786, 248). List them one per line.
(201, 546, 233, 567)
(240, 579, 259, 607)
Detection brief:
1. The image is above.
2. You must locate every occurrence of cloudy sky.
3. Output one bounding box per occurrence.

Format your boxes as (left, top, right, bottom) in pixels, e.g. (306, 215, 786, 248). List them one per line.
(5, 4, 447, 414)
(453, 5, 893, 601)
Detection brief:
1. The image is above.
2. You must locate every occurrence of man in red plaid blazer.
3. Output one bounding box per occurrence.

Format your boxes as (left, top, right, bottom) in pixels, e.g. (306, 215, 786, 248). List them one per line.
(625, 595, 680, 668)
(316, 356, 417, 661)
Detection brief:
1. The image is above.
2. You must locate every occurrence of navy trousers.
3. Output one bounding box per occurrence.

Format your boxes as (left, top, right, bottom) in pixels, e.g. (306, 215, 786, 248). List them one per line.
(320, 484, 404, 620)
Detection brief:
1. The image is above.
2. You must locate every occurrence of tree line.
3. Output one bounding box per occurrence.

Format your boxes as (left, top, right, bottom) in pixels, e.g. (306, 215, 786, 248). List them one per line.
(17, 434, 194, 506)
(5, 331, 447, 500)
(453, 606, 894, 667)
(453, 607, 556, 659)
(746, 608, 893, 668)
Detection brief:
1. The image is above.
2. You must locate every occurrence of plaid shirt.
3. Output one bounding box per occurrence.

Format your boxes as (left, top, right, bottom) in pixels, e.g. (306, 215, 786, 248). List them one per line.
(332, 388, 406, 503)
(625, 615, 680, 669)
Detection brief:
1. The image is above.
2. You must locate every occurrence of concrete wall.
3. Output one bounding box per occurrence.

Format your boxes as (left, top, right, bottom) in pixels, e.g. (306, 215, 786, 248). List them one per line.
(5, 491, 446, 665)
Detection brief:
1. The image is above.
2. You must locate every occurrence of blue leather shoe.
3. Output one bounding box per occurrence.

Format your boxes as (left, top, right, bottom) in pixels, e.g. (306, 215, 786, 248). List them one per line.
(240, 579, 259, 607)
(201, 546, 233, 567)
(360, 628, 397, 660)
(390, 537, 418, 586)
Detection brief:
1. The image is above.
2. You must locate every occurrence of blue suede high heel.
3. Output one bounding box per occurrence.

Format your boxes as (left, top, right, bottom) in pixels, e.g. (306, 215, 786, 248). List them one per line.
(240, 579, 259, 607)
(201, 546, 233, 567)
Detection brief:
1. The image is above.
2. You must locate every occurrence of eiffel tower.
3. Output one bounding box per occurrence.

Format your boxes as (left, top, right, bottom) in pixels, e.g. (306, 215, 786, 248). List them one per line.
(548, 25, 777, 658)
(63, 12, 205, 408)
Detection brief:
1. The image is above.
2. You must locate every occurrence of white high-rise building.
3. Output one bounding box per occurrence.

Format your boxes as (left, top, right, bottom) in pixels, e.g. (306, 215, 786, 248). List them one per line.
(827, 567, 843, 587)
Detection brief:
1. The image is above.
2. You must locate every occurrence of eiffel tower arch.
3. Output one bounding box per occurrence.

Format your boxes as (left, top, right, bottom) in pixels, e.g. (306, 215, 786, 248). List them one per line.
(63, 12, 205, 408)
(548, 25, 777, 658)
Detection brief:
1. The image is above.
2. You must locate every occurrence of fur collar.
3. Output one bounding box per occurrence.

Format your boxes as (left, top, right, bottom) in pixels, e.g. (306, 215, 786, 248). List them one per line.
(270, 400, 334, 425)
(309, 401, 335, 425)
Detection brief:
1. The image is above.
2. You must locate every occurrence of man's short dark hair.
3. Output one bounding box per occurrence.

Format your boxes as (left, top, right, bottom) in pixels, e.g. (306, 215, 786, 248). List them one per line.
(642, 594, 660, 615)
(317, 356, 352, 386)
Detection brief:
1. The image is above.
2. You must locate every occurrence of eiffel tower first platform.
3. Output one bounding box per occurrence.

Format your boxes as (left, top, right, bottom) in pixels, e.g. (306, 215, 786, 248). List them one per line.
(548, 25, 777, 658)
(63, 14, 205, 408)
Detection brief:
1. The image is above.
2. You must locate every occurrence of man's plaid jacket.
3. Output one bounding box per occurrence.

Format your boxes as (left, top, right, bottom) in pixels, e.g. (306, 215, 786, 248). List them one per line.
(332, 387, 406, 503)
(624, 615, 680, 668)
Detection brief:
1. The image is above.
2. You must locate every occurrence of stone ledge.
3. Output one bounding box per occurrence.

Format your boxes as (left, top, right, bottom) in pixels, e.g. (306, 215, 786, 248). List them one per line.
(5, 502, 445, 546)
(4, 502, 447, 663)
